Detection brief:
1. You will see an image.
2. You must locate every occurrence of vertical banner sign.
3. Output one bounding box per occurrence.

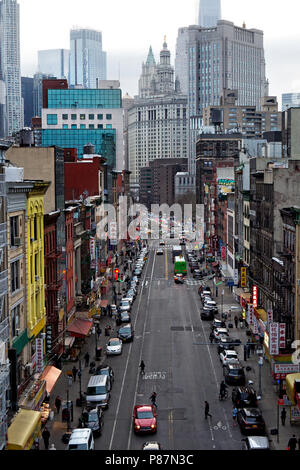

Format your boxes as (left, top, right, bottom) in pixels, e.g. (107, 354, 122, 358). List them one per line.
(240, 268, 247, 288)
(269, 322, 279, 355)
(234, 269, 239, 286)
(248, 304, 254, 325)
(279, 323, 286, 349)
(35, 338, 44, 374)
(267, 310, 273, 332)
(253, 317, 258, 334)
(90, 237, 96, 269)
(110, 222, 117, 246)
(252, 286, 258, 308)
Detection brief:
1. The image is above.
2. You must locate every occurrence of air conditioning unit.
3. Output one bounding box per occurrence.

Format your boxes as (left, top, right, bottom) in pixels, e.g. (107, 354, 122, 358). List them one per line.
(14, 237, 21, 246)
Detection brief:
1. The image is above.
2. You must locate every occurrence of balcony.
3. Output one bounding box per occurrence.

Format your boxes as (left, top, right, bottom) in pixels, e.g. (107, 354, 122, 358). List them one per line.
(0, 317, 9, 344)
(0, 224, 7, 248)
(0, 270, 8, 297)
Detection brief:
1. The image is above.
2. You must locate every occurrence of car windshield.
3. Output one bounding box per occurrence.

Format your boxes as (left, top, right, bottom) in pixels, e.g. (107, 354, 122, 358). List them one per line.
(88, 412, 98, 422)
(230, 369, 243, 376)
(109, 340, 120, 346)
(86, 386, 107, 395)
(245, 416, 262, 423)
(99, 368, 109, 376)
(121, 301, 130, 306)
(137, 410, 154, 419)
(119, 327, 130, 334)
(69, 444, 88, 450)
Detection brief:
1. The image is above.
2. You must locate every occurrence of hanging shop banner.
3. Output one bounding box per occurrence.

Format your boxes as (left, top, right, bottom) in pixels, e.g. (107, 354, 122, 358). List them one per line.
(252, 317, 258, 334)
(279, 323, 286, 349)
(234, 269, 239, 286)
(267, 310, 273, 332)
(269, 322, 279, 355)
(90, 238, 96, 262)
(109, 222, 118, 246)
(35, 338, 44, 374)
(247, 304, 254, 325)
(240, 268, 247, 288)
(253, 286, 258, 308)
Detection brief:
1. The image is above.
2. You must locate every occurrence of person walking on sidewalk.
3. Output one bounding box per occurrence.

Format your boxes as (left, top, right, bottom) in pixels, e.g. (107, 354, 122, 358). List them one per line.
(209, 331, 214, 344)
(72, 366, 78, 382)
(42, 427, 50, 450)
(139, 360, 145, 375)
(234, 315, 239, 329)
(288, 435, 298, 451)
(281, 408, 287, 426)
(55, 396, 62, 414)
(84, 352, 90, 368)
(204, 401, 212, 420)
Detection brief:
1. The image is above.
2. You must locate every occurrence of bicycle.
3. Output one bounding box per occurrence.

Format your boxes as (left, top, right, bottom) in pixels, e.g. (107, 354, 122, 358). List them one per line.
(219, 390, 229, 401)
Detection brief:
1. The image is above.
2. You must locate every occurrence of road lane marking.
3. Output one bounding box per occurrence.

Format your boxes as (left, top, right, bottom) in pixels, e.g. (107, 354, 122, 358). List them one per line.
(165, 248, 168, 280)
(108, 249, 155, 451)
(169, 409, 174, 450)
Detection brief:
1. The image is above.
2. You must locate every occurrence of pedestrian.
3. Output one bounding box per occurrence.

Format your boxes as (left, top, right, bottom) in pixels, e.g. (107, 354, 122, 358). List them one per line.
(84, 352, 90, 367)
(108, 304, 112, 317)
(140, 360, 145, 374)
(244, 345, 248, 362)
(96, 325, 102, 339)
(234, 315, 239, 329)
(72, 366, 78, 382)
(281, 408, 287, 426)
(49, 444, 56, 450)
(42, 427, 50, 450)
(288, 434, 298, 451)
(232, 407, 238, 426)
(239, 315, 244, 329)
(209, 331, 214, 344)
(55, 395, 62, 414)
(205, 401, 212, 419)
(150, 392, 157, 409)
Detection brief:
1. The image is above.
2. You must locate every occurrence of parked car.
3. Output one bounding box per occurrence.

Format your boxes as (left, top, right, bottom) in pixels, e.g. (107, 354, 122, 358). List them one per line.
(203, 300, 218, 314)
(120, 300, 131, 312)
(95, 365, 114, 386)
(142, 442, 162, 451)
(218, 337, 239, 354)
(237, 408, 266, 435)
(241, 436, 270, 450)
(78, 406, 104, 437)
(133, 405, 157, 434)
(198, 286, 211, 296)
(118, 324, 134, 342)
(193, 269, 203, 279)
(223, 363, 246, 385)
(201, 290, 213, 301)
(213, 328, 229, 341)
(220, 350, 239, 366)
(156, 249, 164, 255)
(67, 428, 94, 450)
(212, 319, 227, 331)
(201, 307, 215, 321)
(106, 338, 123, 356)
(118, 311, 131, 323)
(232, 386, 258, 408)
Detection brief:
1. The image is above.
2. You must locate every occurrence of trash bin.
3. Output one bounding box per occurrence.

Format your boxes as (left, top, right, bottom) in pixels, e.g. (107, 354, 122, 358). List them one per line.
(96, 347, 102, 360)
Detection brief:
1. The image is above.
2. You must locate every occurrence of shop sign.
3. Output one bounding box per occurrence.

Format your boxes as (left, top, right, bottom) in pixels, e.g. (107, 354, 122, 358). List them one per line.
(279, 323, 286, 349)
(267, 310, 273, 332)
(269, 322, 279, 355)
(252, 286, 258, 308)
(291, 406, 300, 422)
(272, 363, 300, 380)
(247, 304, 254, 325)
(234, 269, 239, 286)
(252, 317, 258, 334)
(110, 222, 118, 246)
(35, 338, 44, 374)
(240, 268, 247, 288)
(90, 238, 96, 262)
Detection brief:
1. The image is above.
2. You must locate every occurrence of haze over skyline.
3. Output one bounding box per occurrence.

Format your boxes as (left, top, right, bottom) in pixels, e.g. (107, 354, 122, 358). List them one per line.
(19, 0, 300, 104)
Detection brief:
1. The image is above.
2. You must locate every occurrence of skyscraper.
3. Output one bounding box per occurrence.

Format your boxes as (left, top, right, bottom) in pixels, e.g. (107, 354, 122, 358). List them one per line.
(69, 28, 107, 89)
(0, 0, 22, 137)
(38, 49, 70, 79)
(198, 0, 221, 28)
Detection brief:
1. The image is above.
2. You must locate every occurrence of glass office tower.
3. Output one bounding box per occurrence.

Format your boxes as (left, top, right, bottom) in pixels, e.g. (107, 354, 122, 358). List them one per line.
(198, 0, 221, 28)
(69, 29, 107, 89)
(0, 0, 22, 137)
(38, 49, 70, 79)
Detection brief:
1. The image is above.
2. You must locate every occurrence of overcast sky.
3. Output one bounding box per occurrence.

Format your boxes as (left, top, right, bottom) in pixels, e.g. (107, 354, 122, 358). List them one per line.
(20, 0, 300, 105)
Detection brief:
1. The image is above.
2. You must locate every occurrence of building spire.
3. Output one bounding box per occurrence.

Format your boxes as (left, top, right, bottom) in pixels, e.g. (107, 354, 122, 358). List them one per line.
(146, 46, 156, 66)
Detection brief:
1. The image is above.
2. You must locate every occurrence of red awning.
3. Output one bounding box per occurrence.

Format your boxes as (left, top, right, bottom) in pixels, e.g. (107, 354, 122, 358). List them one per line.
(67, 318, 93, 338)
(40, 366, 62, 394)
(100, 300, 108, 308)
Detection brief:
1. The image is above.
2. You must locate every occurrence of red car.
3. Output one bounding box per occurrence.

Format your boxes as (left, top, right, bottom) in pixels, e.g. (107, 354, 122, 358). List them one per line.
(133, 405, 157, 434)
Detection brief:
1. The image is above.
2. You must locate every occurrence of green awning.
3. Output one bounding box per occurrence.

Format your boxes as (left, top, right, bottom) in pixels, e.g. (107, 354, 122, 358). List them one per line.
(12, 329, 29, 356)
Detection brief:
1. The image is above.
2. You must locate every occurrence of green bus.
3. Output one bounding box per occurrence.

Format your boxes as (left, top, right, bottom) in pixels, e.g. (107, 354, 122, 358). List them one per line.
(174, 256, 187, 275)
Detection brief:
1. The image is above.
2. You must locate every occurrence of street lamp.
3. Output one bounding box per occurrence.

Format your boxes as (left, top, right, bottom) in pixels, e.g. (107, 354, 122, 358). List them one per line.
(256, 344, 264, 399)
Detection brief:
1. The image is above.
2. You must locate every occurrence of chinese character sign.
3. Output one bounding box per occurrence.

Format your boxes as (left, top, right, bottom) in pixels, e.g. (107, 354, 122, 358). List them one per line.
(234, 269, 239, 286)
(35, 338, 44, 374)
(247, 304, 254, 325)
(279, 323, 286, 349)
(269, 322, 279, 355)
(267, 310, 273, 332)
(240, 268, 247, 288)
(253, 286, 258, 308)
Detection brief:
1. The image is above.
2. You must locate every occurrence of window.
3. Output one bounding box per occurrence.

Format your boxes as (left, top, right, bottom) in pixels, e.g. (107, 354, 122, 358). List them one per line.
(71, 114, 77, 120)
(89, 114, 94, 120)
(71, 124, 77, 129)
(97, 124, 103, 129)
(47, 114, 57, 125)
(89, 124, 95, 129)
(97, 114, 103, 120)
(11, 261, 20, 293)
(80, 114, 86, 120)
(63, 124, 68, 129)
(10, 216, 19, 247)
(106, 114, 112, 120)
(11, 305, 20, 337)
(106, 124, 112, 129)
(62, 114, 68, 120)
(80, 124, 86, 129)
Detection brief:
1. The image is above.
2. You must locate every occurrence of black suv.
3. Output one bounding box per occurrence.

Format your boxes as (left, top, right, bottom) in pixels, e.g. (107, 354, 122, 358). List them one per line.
(232, 386, 257, 408)
(218, 337, 241, 354)
(223, 363, 246, 385)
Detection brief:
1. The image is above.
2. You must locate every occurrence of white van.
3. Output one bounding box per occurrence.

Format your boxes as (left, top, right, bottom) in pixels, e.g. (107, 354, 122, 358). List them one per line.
(85, 375, 110, 409)
(67, 428, 94, 450)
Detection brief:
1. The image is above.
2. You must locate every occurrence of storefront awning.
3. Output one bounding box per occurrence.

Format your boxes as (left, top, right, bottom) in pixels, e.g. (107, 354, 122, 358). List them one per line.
(7, 409, 41, 451)
(64, 336, 75, 349)
(40, 366, 62, 395)
(67, 318, 93, 338)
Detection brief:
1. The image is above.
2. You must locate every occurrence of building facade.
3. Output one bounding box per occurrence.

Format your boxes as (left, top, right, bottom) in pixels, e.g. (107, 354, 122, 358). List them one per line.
(282, 93, 300, 112)
(0, 0, 22, 137)
(38, 49, 70, 80)
(198, 0, 221, 27)
(21, 77, 34, 128)
(69, 28, 107, 89)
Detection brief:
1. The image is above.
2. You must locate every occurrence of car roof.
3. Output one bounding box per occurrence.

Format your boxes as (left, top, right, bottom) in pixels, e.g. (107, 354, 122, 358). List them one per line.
(228, 363, 243, 370)
(216, 328, 228, 333)
(235, 386, 256, 394)
(247, 437, 269, 449)
(119, 324, 131, 329)
(135, 405, 153, 412)
(143, 442, 161, 450)
(109, 337, 121, 342)
(88, 375, 107, 387)
(224, 350, 237, 355)
(69, 429, 92, 443)
(243, 408, 262, 417)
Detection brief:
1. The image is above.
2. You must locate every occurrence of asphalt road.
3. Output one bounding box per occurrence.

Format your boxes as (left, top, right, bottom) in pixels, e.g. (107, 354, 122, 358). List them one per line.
(96, 240, 245, 451)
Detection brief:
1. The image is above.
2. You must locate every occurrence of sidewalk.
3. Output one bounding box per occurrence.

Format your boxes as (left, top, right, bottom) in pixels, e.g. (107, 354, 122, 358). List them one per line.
(39, 248, 139, 450)
(206, 277, 300, 451)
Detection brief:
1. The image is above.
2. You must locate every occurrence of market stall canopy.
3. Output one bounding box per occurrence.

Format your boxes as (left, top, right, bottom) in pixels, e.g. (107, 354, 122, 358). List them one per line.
(64, 336, 75, 349)
(67, 318, 93, 338)
(40, 366, 62, 394)
(7, 409, 41, 450)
